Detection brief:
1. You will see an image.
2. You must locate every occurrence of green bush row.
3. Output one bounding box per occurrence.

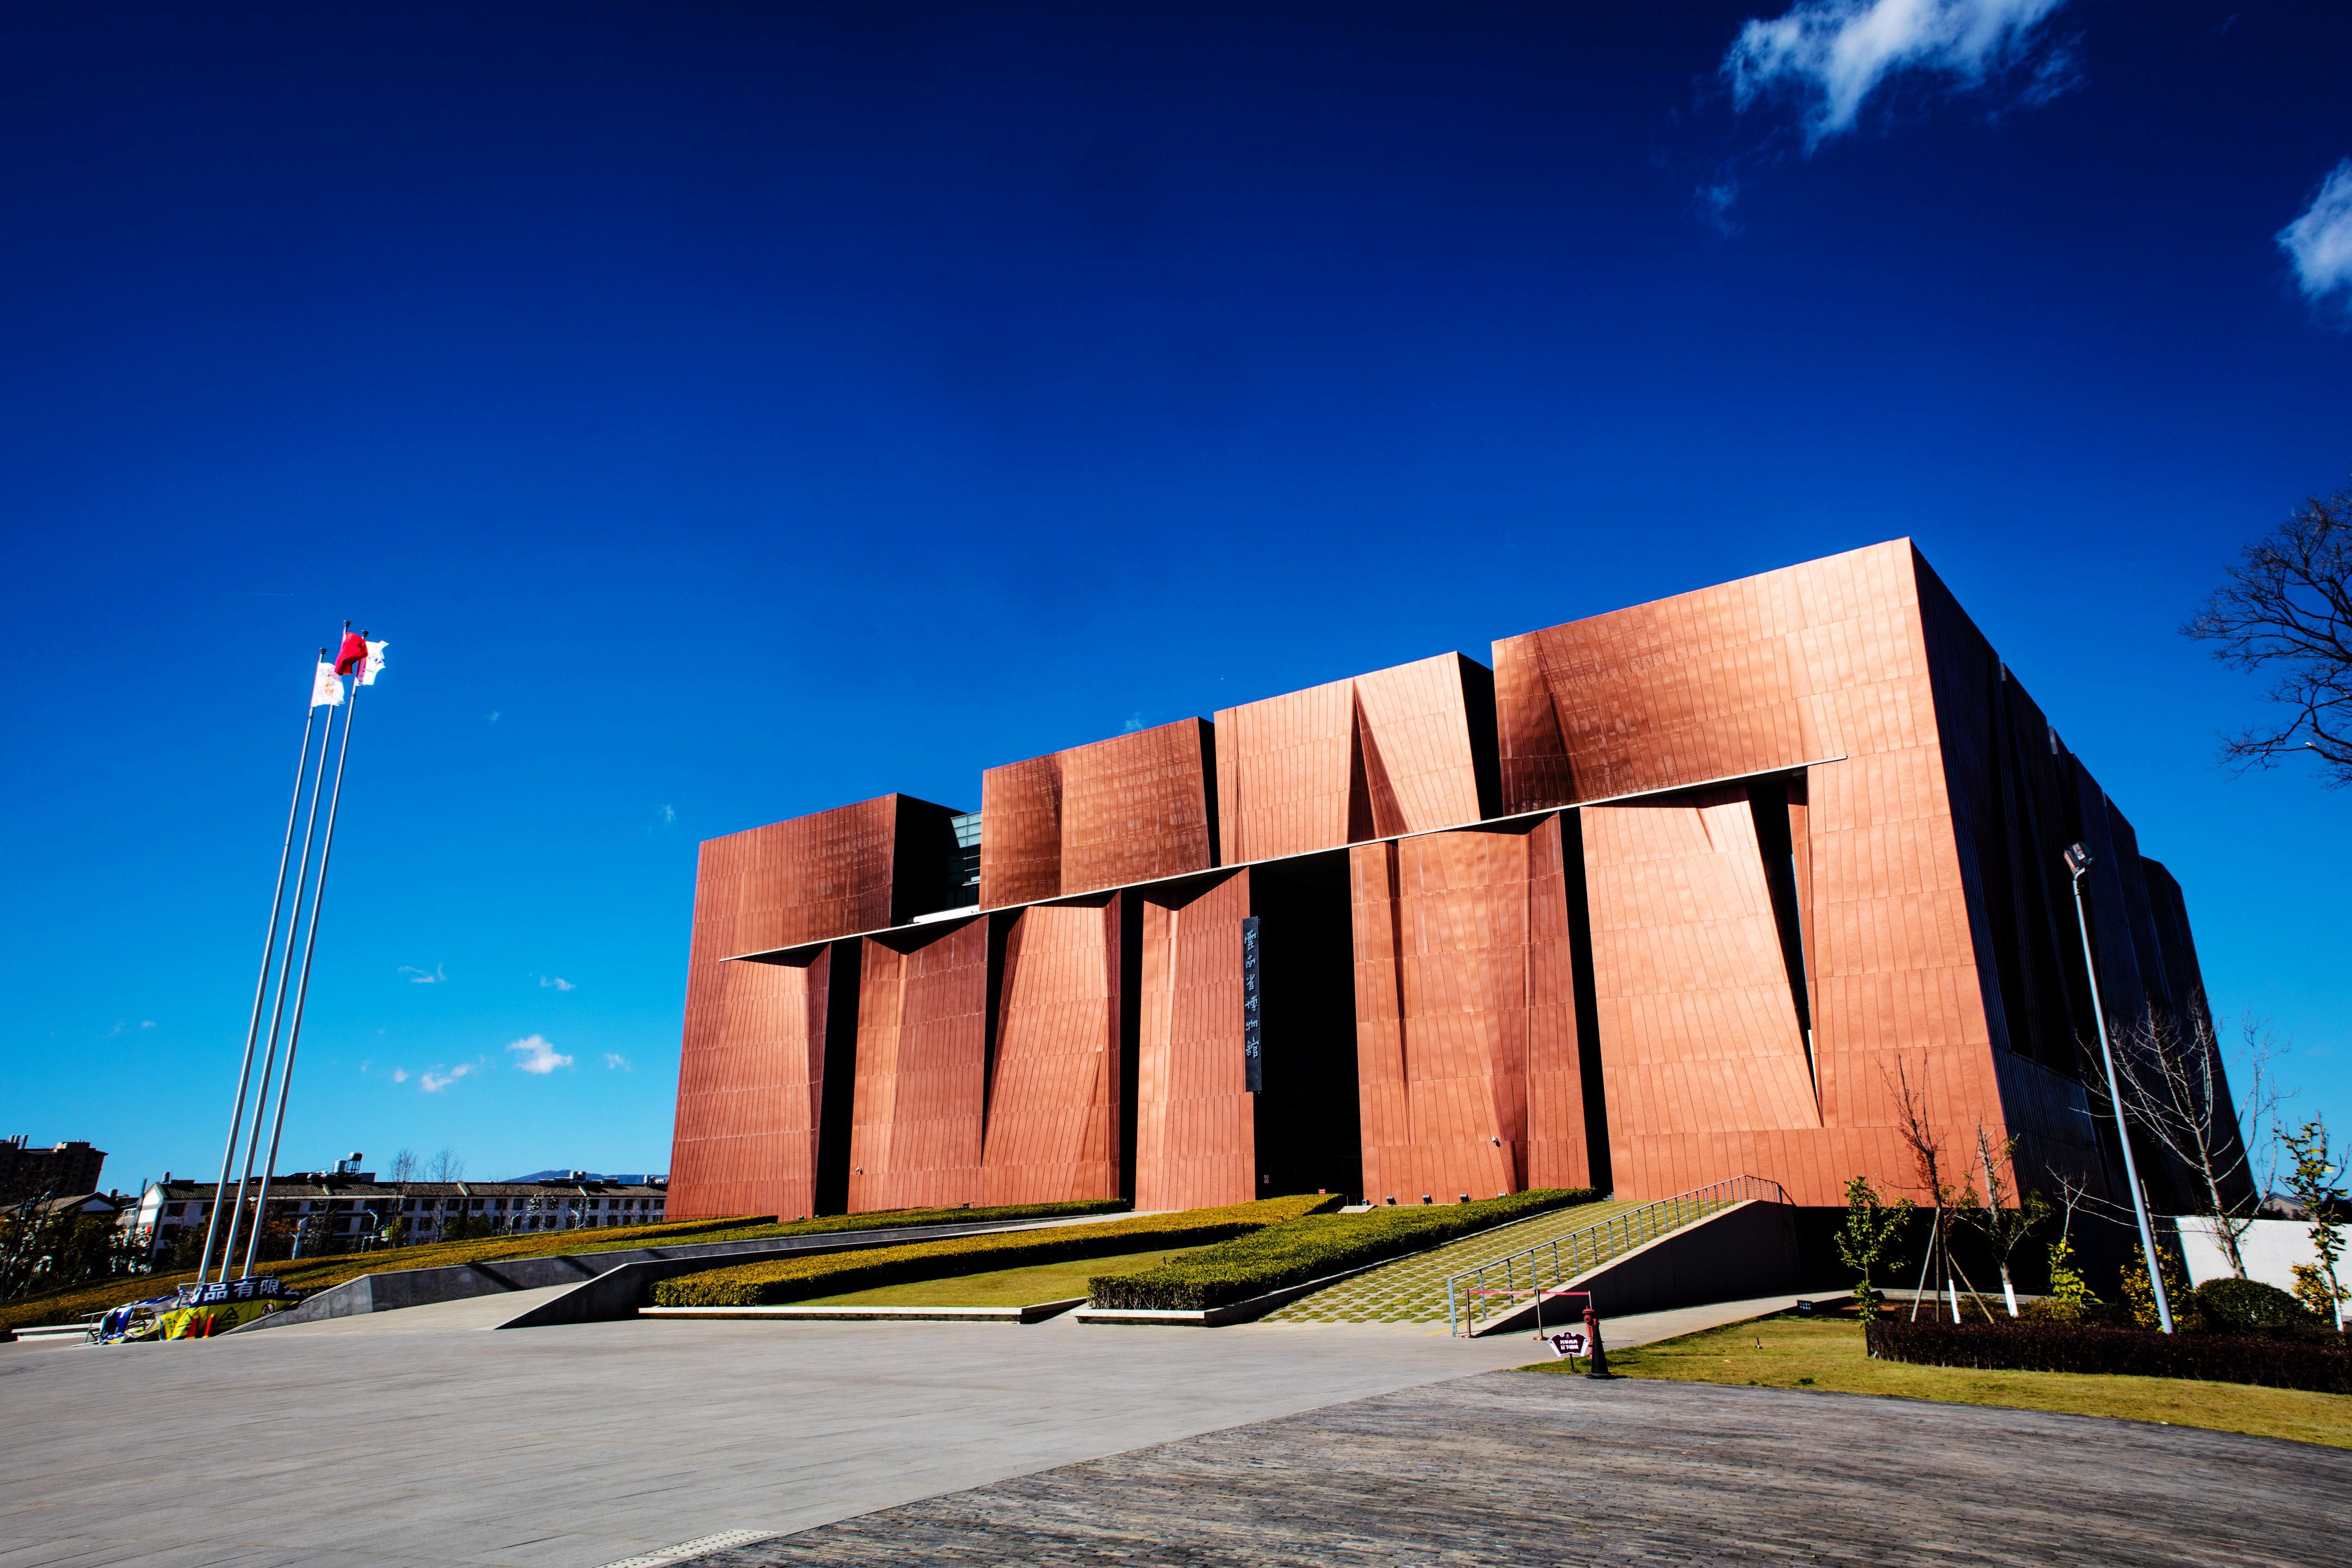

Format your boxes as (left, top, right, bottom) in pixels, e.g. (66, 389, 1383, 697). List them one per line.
(651, 1193, 1338, 1307)
(1088, 1188, 1600, 1311)
(1866, 1318, 2352, 1393)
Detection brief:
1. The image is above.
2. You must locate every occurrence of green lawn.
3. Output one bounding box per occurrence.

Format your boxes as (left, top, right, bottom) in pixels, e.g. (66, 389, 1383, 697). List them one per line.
(1526, 1314, 2352, 1450)
(797, 1244, 1214, 1307)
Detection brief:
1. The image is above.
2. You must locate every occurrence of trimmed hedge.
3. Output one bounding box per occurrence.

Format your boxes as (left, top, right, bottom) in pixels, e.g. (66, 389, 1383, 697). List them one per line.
(2191, 1277, 2326, 1339)
(1088, 1188, 1600, 1311)
(651, 1193, 1339, 1307)
(1866, 1319, 2352, 1394)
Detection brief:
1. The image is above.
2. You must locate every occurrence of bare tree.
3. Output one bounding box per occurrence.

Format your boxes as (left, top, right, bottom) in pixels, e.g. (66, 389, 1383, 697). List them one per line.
(428, 1149, 465, 1183)
(381, 1148, 420, 1247)
(2182, 482, 2352, 787)
(2109, 998, 2281, 1279)
(1886, 1055, 1987, 1320)
(1958, 1127, 2051, 1318)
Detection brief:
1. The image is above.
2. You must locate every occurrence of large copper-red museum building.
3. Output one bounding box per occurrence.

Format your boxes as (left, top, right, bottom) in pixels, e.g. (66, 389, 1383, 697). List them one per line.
(666, 542, 2218, 1220)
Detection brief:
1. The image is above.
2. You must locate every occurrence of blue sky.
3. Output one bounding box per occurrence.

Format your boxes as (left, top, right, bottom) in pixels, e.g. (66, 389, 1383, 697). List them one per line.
(3, 1, 2347, 1195)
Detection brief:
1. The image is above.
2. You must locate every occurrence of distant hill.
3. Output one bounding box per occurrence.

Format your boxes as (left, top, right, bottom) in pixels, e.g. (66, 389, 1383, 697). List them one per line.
(504, 1169, 664, 1184)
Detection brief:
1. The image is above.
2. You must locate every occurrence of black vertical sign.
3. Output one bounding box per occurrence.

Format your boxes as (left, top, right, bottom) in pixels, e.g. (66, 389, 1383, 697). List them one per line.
(1240, 915, 1262, 1092)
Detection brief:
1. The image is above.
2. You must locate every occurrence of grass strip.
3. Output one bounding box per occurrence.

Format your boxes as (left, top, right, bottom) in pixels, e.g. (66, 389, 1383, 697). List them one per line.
(795, 1243, 1215, 1309)
(652, 1194, 1338, 1307)
(1088, 1188, 1598, 1311)
(1524, 1314, 2352, 1450)
(1, 1198, 1128, 1331)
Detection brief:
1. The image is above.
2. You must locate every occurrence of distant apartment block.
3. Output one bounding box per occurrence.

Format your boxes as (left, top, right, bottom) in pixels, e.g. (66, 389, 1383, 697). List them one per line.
(134, 1172, 669, 1256)
(0, 1137, 107, 1203)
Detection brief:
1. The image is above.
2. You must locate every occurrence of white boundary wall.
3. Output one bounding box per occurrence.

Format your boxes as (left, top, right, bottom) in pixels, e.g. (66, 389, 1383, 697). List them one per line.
(2173, 1215, 2347, 1325)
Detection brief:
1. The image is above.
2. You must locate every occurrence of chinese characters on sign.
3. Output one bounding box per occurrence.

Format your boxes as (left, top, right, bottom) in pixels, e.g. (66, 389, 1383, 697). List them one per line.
(1240, 915, 1262, 1092)
(1545, 1329, 1588, 1359)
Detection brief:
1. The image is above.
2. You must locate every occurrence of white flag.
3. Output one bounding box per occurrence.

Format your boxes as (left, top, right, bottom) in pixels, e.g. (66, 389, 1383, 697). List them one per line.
(311, 660, 344, 708)
(359, 639, 388, 686)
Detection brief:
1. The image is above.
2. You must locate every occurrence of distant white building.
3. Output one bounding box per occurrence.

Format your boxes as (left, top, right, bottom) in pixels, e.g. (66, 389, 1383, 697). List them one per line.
(132, 1170, 669, 1260)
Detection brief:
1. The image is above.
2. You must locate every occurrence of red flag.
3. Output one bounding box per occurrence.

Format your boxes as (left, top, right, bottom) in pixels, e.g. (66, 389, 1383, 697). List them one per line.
(334, 631, 369, 676)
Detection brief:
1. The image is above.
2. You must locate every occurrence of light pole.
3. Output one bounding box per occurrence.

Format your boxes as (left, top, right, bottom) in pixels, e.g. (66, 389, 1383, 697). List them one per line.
(2064, 841, 2174, 1334)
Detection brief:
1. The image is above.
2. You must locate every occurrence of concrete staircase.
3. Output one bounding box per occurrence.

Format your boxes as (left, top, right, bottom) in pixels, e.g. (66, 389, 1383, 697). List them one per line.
(1265, 1177, 1794, 1332)
(1262, 1200, 1648, 1326)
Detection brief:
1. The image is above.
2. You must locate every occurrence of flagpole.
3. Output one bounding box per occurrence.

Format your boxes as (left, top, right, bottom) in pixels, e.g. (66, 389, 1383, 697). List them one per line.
(217, 649, 339, 1277)
(195, 664, 322, 1286)
(244, 633, 365, 1277)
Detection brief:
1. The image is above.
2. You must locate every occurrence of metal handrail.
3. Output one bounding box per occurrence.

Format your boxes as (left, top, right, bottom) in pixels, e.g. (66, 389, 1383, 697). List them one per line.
(1444, 1175, 1789, 1337)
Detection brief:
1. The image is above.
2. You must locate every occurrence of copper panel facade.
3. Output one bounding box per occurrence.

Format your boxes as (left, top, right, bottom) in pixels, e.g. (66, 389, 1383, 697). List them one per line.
(1510, 542, 2015, 1207)
(979, 720, 1215, 909)
(848, 919, 991, 1212)
(668, 824, 835, 1220)
(706, 793, 966, 955)
(1581, 789, 1822, 1200)
(679, 538, 2218, 1220)
(1349, 816, 1590, 1205)
(1216, 653, 1492, 865)
(981, 897, 1125, 1206)
(1134, 871, 1256, 1211)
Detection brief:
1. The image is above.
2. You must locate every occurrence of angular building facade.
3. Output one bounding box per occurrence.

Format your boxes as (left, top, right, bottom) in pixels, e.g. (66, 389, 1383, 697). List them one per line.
(668, 542, 2237, 1221)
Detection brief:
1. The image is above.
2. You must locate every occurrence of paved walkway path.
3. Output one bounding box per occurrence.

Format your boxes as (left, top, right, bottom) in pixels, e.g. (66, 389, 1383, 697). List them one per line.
(0, 1299, 1560, 1567)
(699, 1372, 2348, 1567)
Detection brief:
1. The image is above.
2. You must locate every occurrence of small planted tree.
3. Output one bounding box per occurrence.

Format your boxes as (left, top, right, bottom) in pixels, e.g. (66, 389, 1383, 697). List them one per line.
(2280, 1116, 2347, 1329)
(1957, 1128, 2050, 1318)
(1836, 1175, 1912, 1322)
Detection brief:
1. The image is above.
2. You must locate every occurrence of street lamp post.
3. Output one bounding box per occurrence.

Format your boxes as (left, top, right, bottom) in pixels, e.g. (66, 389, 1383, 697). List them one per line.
(2064, 841, 2174, 1335)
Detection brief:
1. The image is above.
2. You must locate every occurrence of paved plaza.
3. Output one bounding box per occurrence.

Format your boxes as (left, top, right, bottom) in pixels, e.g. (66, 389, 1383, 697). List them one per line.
(4, 1300, 2342, 1568)
(711, 1374, 2348, 1567)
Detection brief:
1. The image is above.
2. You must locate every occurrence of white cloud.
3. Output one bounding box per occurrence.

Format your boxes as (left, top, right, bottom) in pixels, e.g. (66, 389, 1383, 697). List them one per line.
(421, 1063, 473, 1092)
(657, 804, 676, 826)
(604, 1053, 631, 1071)
(1725, 0, 2072, 147)
(1122, 711, 1146, 733)
(2280, 159, 2352, 310)
(393, 1068, 410, 1084)
(508, 1034, 574, 1075)
(539, 975, 577, 991)
(487, 711, 502, 724)
(140, 1020, 156, 1029)
(399, 964, 448, 984)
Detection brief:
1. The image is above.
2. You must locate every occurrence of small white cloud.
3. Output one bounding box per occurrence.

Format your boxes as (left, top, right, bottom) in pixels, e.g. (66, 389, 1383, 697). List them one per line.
(539, 975, 577, 991)
(1122, 711, 1147, 733)
(140, 1020, 156, 1029)
(508, 1034, 575, 1075)
(658, 804, 676, 826)
(399, 964, 448, 985)
(393, 1068, 410, 1084)
(421, 1063, 473, 1092)
(487, 711, 502, 724)
(1725, 0, 2072, 148)
(1697, 181, 1742, 234)
(2280, 159, 2352, 312)
(604, 1053, 631, 1071)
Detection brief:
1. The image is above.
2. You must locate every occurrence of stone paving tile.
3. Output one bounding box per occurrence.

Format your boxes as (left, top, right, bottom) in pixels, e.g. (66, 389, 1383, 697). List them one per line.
(701, 1373, 2348, 1567)
(1267, 1198, 1734, 1326)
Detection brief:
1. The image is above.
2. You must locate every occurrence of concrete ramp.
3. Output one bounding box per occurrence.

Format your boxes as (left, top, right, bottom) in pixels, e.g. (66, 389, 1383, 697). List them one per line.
(229, 1212, 1126, 1334)
(255, 1282, 581, 1334)
(1468, 1198, 1800, 1336)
